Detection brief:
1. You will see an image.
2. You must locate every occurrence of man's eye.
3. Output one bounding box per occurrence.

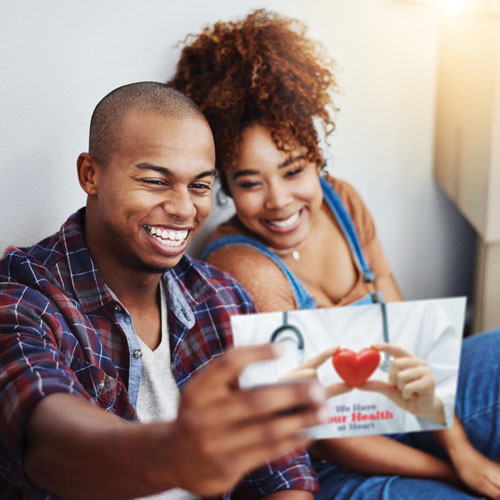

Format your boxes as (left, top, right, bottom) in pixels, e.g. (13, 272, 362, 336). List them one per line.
(190, 183, 212, 191)
(142, 179, 167, 186)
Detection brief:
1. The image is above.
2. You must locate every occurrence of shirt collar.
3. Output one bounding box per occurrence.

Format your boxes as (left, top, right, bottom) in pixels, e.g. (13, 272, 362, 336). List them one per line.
(164, 255, 218, 329)
(60, 209, 218, 324)
(60, 208, 115, 313)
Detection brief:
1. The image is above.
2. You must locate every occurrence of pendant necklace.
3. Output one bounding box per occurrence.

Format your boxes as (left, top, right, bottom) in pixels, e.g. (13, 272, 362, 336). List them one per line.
(270, 241, 306, 261)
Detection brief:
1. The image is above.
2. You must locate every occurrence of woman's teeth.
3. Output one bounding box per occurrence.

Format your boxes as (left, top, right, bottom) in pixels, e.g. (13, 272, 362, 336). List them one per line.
(267, 211, 300, 228)
(147, 226, 188, 247)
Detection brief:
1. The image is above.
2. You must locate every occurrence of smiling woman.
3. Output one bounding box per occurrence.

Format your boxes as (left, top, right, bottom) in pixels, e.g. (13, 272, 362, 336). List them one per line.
(165, 10, 500, 500)
(169, 9, 402, 312)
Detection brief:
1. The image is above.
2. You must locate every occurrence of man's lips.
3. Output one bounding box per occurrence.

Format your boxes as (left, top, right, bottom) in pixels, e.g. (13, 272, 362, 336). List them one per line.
(143, 225, 191, 255)
(260, 208, 304, 233)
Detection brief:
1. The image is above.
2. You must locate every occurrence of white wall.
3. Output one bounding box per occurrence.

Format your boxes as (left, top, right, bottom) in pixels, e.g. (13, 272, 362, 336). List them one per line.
(0, 0, 476, 304)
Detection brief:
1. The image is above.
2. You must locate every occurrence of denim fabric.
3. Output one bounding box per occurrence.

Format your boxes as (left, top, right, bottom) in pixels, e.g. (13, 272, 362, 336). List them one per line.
(314, 329, 500, 499)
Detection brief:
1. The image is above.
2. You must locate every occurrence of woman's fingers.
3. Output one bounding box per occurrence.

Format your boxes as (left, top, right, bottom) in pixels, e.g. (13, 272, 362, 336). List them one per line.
(372, 343, 412, 359)
(278, 368, 317, 382)
(299, 346, 340, 369)
(325, 382, 352, 399)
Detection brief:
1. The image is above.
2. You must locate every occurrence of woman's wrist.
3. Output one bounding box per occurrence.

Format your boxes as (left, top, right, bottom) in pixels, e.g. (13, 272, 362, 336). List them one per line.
(427, 395, 446, 425)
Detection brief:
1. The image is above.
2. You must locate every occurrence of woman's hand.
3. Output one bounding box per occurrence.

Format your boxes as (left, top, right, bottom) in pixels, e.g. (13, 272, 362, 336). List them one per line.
(452, 445, 500, 499)
(358, 343, 446, 424)
(278, 346, 352, 399)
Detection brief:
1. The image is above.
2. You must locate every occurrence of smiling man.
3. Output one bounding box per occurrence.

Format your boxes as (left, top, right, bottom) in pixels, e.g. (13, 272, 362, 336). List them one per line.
(0, 83, 325, 499)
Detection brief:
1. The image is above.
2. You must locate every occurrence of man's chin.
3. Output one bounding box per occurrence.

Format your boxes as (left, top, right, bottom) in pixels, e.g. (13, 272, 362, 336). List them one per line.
(136, 255, 184, 275)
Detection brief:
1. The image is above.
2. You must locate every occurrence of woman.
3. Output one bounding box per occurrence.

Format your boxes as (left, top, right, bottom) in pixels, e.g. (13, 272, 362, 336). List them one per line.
(170, 10, 500, 499)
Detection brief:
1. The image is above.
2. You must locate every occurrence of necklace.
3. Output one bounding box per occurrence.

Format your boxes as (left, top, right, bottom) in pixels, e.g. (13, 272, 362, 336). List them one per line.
(269, 241, 306, 261)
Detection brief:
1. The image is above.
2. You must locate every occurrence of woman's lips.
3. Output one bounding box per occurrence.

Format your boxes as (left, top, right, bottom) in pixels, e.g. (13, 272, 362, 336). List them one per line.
(261, 208, 304, 233)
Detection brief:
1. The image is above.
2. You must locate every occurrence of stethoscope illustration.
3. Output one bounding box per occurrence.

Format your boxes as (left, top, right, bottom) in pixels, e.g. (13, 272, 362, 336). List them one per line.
(269, 304, 392, 372)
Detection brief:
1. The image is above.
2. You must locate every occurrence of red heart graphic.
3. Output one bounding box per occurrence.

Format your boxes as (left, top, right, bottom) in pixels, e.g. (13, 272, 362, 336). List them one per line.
(332, 348, 381, 387)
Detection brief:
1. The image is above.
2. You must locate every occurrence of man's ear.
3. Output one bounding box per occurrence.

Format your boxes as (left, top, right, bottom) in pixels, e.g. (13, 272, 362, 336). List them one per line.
(77, 153, 99, 196)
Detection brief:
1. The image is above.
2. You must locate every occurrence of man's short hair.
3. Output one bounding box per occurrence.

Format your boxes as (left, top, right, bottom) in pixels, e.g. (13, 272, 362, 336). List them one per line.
(89, 82, 204, 165)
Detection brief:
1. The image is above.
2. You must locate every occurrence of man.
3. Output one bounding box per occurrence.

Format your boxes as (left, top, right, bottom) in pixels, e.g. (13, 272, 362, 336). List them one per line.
(0, 82, 326, 499)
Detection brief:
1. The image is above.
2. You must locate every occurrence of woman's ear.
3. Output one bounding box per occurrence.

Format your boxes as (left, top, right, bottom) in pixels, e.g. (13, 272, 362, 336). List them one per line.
(77, 153, 99, 196)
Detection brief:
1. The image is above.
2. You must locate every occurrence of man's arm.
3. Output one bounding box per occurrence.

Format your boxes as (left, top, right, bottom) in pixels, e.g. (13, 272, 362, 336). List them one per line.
(25, 345, 325, 499)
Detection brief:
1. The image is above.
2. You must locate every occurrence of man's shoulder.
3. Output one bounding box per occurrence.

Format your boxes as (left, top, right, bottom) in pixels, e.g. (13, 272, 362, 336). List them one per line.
(1, 232, 66, 286)
(0, 210, 85, 296)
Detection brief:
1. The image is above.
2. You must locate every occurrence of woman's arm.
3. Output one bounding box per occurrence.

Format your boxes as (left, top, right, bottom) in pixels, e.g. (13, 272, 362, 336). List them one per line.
(375, 274, 403, 302)
(310, 435, 458, 481)
(432, 416, 500, 499)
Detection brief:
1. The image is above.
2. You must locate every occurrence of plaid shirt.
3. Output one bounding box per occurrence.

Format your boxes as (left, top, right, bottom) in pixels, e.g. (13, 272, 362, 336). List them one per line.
(0, 209, 317, 499)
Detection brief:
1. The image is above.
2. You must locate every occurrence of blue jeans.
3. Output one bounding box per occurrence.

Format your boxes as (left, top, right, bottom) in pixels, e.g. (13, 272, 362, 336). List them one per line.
(314, 329, 500, 500)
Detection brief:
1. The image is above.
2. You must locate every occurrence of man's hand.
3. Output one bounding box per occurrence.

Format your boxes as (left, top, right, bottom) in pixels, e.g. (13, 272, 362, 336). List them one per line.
(154, 343, 327, 496)
(25, 344, 326, 500)
(278, 346, 352, 399)
(358, 343, 446, 424)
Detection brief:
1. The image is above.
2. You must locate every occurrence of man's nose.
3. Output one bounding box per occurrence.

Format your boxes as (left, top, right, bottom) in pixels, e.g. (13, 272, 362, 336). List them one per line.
(162, 187, 196, 220)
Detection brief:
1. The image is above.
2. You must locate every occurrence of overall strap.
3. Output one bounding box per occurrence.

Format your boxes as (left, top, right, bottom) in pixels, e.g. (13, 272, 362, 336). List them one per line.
(201, 234, 316, 309)
(319, 176, 376, 285)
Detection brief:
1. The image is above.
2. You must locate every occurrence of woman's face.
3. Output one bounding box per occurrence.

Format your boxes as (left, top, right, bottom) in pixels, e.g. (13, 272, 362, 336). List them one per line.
(226, 124, 323, 250)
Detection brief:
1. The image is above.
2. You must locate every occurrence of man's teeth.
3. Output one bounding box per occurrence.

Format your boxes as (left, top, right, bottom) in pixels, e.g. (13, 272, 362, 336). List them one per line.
(267, 211, 300, 228)
(148, 226, 188, 246)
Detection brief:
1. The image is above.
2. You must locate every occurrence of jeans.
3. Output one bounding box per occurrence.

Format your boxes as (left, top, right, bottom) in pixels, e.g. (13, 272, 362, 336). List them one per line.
(314, 329, 500, 499)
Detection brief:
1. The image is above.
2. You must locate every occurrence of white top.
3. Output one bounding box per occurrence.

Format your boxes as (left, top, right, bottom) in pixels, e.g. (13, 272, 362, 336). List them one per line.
(135, 283, 198, 500)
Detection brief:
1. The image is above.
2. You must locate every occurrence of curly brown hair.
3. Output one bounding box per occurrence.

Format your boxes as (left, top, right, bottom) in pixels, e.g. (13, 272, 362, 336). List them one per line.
(169, 9, 337, 194)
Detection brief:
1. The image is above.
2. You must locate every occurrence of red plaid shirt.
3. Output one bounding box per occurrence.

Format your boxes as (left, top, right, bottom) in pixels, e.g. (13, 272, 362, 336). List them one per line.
(0, 209, 317, 499)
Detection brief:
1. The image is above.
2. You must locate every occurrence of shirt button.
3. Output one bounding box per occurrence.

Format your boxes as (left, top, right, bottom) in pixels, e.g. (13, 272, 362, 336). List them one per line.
(133, 349, 143, 359)
(98, 381, 106, 390)
(114, 304, 122, 313)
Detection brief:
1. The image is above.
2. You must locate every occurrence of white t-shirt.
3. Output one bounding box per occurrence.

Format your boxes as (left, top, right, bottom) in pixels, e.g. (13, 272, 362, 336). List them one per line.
(135, 283, 198, 500)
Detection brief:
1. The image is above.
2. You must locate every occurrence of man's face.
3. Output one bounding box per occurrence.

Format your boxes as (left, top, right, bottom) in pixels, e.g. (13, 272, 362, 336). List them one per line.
(89, 110, 215, 273)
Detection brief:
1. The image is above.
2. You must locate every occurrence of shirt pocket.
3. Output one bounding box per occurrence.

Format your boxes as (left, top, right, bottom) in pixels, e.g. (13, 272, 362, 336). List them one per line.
(70, 358, 123, 410)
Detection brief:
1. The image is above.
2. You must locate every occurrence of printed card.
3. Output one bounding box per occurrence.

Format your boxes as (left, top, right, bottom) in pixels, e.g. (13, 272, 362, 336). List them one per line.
(231, 297, 466, 438)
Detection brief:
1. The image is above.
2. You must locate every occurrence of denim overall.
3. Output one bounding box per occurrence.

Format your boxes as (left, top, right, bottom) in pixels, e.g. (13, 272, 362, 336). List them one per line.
(203, 178, 500, 499)
(202, 176, 382, 308)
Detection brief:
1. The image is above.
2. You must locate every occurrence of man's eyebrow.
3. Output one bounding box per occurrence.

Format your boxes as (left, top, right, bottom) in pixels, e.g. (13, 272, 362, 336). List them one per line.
(135, 163, 171, 175)
(135, 163, 216, 179)
(195, 169, 217, 180)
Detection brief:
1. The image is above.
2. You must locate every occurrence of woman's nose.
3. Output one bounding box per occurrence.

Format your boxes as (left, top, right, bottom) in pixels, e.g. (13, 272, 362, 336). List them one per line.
(264, 181, 292, 210)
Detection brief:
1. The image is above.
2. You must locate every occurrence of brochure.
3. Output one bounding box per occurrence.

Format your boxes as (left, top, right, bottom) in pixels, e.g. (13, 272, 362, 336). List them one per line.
(231, 297, 466, 438)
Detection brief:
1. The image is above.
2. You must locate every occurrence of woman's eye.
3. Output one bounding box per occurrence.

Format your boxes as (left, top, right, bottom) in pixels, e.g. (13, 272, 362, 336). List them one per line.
(285, 167, 303, 178)
(237, 181, 260, 189)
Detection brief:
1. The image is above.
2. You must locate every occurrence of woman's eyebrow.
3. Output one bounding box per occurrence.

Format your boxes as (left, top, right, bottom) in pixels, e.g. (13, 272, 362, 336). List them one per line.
(279, 155, 306, 169)
(232, 169, 259, 180)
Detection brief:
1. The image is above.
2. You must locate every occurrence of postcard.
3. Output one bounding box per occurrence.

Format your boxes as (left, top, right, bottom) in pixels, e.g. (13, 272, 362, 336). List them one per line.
(231, 297, 466, 438)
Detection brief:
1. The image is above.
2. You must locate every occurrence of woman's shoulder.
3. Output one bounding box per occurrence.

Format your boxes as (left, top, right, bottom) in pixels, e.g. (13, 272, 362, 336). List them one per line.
(204, 219, 297, 312)
(323, 173, 366, 208)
